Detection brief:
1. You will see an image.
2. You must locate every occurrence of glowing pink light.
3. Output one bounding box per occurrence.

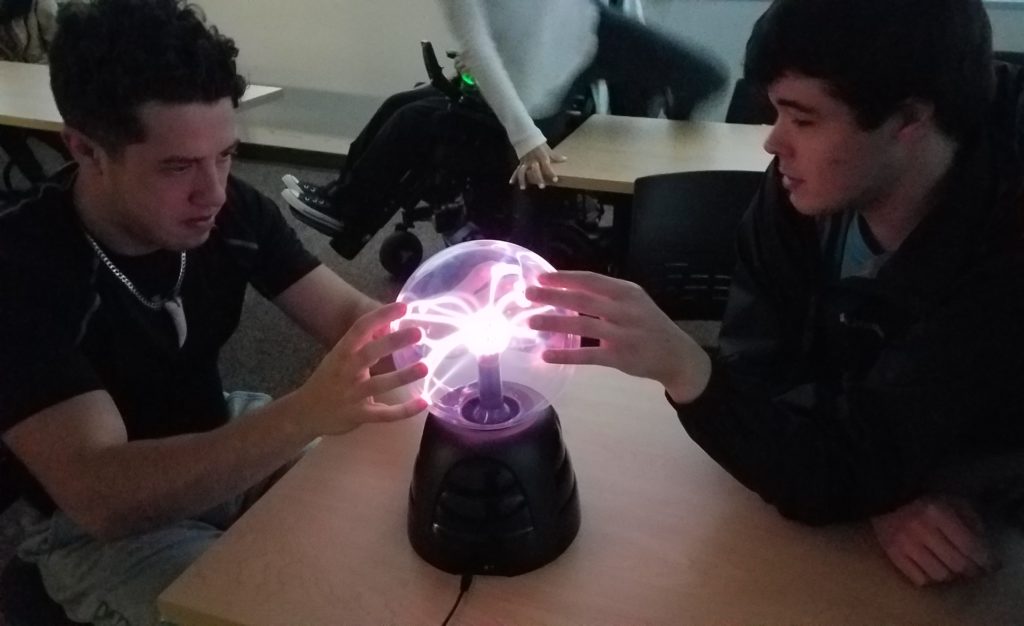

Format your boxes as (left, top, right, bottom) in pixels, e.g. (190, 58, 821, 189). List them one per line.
(398, 261, 557, 402)
(391, 241, 579, 429)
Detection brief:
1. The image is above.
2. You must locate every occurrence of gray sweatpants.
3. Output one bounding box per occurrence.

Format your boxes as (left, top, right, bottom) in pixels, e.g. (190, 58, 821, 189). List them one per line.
(16, 391, 278, 626)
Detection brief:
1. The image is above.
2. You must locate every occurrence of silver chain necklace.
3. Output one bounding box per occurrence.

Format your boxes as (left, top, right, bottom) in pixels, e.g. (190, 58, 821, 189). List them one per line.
(84, 232, 188, 348)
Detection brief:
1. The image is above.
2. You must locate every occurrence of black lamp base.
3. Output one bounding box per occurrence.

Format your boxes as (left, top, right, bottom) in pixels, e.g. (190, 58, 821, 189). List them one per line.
(407, 406, 581, 576)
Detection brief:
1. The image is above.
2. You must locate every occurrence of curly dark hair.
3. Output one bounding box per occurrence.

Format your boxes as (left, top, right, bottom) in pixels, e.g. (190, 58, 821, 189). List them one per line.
(48, 0, 247, 151)
(745, 0, 993, 144)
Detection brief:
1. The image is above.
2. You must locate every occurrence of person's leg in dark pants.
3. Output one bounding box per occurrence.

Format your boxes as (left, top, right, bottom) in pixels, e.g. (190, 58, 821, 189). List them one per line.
(591, 7, 726, 119)
(284, 90, 452, 255)
(326, 85, 443, 196)
(323, 93, 462, 258)
(330, 93, 449, 215)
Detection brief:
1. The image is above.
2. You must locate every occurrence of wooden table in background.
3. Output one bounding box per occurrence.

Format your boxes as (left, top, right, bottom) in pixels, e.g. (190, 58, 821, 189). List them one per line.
(544, 115, 773, 271)
(551, 115, 773, 195)
(0, 61, 282, 132)
(158, 366, 1024, 625)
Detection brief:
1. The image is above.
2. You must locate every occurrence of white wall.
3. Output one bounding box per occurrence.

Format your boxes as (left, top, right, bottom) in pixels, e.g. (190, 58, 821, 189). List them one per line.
(643, 0, 1024, 117)
(991, 4, 1024, 51)
(195, 0, 457, 98)
(641, 1, 768, 117)
(645, 0, 1024, 75)
(643, 0, 1024, 61)
(196, 0, 1024, 119)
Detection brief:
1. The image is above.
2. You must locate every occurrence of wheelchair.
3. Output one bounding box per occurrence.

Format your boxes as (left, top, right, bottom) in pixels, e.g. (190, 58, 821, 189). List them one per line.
(331, 42, 608, 280)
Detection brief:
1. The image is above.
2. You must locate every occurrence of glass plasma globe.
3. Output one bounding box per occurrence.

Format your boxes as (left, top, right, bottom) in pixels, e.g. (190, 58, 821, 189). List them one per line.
(391, 240, 580, 430)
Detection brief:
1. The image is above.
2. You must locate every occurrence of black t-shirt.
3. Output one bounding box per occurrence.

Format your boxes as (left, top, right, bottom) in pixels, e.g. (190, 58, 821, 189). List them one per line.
(0, 166, 320, 509)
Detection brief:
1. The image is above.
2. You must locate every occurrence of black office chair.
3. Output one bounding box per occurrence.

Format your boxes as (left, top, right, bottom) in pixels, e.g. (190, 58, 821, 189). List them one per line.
(724, 78, 776, 126)
(625, 170, 764, 321)
(995, 50, 1024, 67)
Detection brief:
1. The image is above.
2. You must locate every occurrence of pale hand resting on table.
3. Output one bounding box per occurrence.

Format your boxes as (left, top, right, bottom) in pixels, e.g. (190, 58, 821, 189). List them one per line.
(526, 271, 711, 403)
(451, 53, 566, 191)
(871, 495, 997, 587)
(511, 143, 567, 190)
(293, 302, 428, 438)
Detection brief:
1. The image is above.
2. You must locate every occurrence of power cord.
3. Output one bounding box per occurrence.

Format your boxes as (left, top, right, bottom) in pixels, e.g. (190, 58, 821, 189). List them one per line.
(441, 573, 474, 626)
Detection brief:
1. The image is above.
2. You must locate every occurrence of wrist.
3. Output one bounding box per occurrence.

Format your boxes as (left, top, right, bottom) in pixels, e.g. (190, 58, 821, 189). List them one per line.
(661, 346, 711, 405)
(278, 387, 324, 442)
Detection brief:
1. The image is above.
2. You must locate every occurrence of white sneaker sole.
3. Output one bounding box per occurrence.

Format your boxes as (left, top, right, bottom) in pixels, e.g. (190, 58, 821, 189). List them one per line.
(281, 174, 303, 195)
(280, 189, 344, 232)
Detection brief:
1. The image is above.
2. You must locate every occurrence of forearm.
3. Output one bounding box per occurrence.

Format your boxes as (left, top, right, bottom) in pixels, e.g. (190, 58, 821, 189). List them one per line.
(331, 291, 379, 346)
(661, 346, 712, 405)
(311, 284, 378, 348)
(672, 360, 1004, 525)
(274, 265, 380, 348)
(673, 370, 881, 525)
(687, 312, 1024, 523)
(442, 0, 545, 157)
(73, 391, 315, 539)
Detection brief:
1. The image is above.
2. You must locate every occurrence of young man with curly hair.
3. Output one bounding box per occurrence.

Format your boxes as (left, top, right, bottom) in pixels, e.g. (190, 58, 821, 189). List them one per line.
(0, 1, 427, 623)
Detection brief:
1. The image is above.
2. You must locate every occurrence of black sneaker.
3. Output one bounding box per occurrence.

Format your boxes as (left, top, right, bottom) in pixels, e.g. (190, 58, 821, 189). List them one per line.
(281, 188, 344, 236)
(441, 221, 483, 247)
(281, 174, 329, 199)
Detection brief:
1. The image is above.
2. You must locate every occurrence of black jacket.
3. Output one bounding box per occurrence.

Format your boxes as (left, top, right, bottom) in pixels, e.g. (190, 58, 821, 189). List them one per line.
(676, 62, 1024, 525)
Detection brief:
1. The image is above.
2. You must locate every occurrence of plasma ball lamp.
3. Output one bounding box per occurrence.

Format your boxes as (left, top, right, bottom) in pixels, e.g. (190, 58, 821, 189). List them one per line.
(392, 240, 583, 576)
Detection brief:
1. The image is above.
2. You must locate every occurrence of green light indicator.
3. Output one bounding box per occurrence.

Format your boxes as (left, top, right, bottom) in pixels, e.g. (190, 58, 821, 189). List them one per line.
(461, 73, 476, 87)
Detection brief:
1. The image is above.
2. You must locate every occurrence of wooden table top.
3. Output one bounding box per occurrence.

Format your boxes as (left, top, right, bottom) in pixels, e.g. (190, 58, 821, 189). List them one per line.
(0, 60, 282, 132)
(551, 115, 773, 194)
(158, 366, 1024, 625)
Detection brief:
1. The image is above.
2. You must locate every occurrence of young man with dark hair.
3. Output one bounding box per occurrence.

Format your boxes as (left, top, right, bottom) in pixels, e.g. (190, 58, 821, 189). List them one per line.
(0, 1, 427, 623)
(527, 0, 1024, 586)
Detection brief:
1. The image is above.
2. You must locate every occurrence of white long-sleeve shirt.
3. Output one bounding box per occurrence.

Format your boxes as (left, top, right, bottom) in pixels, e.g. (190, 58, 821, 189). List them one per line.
(441, 0, 600, 157)
(0, 0, 58, 63)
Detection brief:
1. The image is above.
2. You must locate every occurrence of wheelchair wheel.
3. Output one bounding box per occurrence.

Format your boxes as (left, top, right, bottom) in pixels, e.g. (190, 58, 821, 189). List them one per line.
(379, 229, 424, 280)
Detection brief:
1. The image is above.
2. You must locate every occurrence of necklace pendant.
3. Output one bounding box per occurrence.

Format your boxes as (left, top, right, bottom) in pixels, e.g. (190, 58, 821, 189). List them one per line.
(164, 296, 187, 348)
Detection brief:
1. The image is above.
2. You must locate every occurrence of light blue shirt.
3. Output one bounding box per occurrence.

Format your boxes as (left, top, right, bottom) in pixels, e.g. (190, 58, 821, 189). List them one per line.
(840, 214, 889, 279)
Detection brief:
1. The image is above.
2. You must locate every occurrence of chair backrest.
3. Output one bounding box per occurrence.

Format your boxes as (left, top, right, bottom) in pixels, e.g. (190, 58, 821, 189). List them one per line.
(725, 78, 776, 126)
(995, 50, 1024, 67)
(625, 170, 765, 321)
